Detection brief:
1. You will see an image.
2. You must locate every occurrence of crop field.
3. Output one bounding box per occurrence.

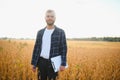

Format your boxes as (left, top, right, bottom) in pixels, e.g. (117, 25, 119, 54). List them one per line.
(0, 39, 120, 80)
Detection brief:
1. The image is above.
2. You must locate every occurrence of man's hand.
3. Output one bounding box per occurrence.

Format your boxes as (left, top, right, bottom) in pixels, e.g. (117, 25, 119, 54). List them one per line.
(60, 66, 65, 71)
(32, 65, 36, 72)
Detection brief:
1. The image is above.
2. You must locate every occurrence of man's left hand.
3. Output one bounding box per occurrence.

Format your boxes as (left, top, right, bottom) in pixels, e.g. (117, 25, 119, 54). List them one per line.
(60, 66, 65, 71)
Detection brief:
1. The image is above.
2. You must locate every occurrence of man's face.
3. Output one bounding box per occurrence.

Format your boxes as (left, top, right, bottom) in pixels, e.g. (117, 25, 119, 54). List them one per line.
(45, 12, 56, 26)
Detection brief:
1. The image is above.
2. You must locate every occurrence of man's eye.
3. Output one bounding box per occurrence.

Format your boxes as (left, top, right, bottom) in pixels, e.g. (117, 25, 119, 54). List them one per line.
(51, 16, 54, 17)
(47, 16, 54, 18)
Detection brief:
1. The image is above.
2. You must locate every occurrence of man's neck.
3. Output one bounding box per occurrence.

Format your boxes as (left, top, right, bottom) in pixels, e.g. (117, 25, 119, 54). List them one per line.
(46, 25, 54, 30)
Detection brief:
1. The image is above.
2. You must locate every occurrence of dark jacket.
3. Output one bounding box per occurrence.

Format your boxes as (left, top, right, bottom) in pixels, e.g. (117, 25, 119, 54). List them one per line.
(31, 26, 67, 68)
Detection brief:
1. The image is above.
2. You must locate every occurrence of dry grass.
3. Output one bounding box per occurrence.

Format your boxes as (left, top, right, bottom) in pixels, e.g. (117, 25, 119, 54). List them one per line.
(0, 40, 120, 80)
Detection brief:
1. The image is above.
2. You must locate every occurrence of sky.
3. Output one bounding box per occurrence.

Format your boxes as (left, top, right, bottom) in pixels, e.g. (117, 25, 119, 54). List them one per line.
(0, 0, 120, 39)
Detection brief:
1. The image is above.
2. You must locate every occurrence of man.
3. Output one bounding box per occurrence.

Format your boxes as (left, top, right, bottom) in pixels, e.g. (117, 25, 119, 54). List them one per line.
(31, 9, 67, 80)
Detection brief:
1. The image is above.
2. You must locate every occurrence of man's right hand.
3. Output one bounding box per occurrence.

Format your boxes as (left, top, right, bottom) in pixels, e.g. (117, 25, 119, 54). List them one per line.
(32, 65, 36, 72)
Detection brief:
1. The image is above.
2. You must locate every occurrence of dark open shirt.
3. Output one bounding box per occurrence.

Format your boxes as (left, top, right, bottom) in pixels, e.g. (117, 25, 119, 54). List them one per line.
(31, 26, 67, 68)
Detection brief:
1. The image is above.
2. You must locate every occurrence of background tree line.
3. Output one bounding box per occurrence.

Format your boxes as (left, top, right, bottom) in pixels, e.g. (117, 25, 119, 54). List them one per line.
(1, 37, 120, 42)
(68, 37, 120, 42)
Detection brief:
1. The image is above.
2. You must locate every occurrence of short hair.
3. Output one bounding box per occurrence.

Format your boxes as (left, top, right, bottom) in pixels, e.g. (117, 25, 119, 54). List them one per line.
(45, 9, 56, 16)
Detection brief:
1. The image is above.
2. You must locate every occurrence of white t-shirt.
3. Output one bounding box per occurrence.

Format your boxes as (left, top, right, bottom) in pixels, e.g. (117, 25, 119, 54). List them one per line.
(40, 28, 54, 59)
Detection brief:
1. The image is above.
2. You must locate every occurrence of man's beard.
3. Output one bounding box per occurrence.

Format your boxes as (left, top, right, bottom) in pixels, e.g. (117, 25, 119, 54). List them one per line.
(46, 20, 55, 26)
